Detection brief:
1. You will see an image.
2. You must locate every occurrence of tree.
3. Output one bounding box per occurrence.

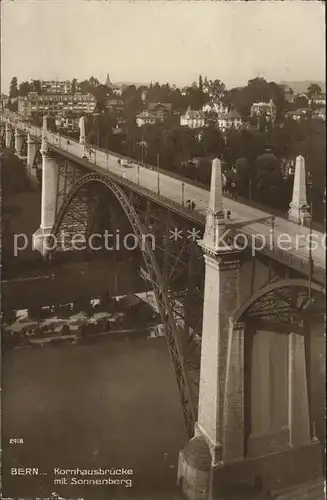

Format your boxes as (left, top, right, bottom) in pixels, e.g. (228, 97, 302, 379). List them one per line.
(254, 151, 283, 205)
(89, 76, 100, 88)
(198, 74, 203, 91)
(31, 80, 42, 94)
(306, 83, 322, 100)
(122, 86, 143, 122)
(71, 78, 77, 94)
(247, 77, 271, 103)
(184, 86, 207, 110)
(224, 87, 250, 120)
(210, 79, 226, 99)
(8, 77, 18, 111)
(198, 126, 225, 158)
(235, 157, 252, 198)
(79, 79, 91, 94)
(18, 81, 32, 96)
(293, 94, 309, 110)
(268, 82, 287, 121)
(9, 77, 18, 98)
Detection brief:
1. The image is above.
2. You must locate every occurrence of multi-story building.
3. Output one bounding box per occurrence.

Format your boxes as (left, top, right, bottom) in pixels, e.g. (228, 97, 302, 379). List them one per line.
(180, 107, 205, 129)
(250, 99, 276, 122)
(104, 98, 124, 115)
(136, 110, 157, 127)
(41, 80, 80, 94)
(202, 100, 229, 115)
(18, 91, 96, 118)
(310, 93, 326, 109)
(313, 106, 326, 121)
(55, 116, 80, 132)
(216, 109, 243, 132)
(147, 102, 172, 121)
(284, 109, 309, 122)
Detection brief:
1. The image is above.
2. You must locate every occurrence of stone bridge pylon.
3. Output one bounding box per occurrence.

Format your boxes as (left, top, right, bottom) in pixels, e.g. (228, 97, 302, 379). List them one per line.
(177, 158, 324, 500)
(32, 116, 60, 255)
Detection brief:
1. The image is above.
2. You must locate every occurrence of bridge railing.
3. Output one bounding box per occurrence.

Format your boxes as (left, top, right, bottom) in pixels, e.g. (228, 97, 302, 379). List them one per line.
(238, 226, 325, 284)
(3, 116, 325, 283)
(5, 116, 325, 231)
(85, 158, 325, 283)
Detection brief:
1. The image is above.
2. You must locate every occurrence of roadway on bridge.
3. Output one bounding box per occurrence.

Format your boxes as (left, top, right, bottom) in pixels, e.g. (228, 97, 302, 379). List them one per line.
(9, 119, 327, 277)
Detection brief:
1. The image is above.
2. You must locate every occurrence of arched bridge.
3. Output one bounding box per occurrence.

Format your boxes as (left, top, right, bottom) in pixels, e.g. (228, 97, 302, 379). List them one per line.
(1, 114, 326, 498)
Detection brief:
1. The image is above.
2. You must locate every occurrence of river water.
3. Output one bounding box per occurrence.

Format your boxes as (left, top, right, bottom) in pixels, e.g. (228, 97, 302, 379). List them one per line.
(2, 336, 187, 499)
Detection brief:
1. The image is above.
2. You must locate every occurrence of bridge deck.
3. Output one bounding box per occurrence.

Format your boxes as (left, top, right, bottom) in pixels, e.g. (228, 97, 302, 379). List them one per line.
(4, 117, 326, 284)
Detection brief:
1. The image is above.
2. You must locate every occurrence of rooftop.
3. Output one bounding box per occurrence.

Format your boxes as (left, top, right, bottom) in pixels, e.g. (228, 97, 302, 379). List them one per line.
(136, 110, 157, 119)
(182, 107, 205, 119)
(252, 101, 275, 107)
(148, 102, 172, 111)
(312, 93, 326, 100)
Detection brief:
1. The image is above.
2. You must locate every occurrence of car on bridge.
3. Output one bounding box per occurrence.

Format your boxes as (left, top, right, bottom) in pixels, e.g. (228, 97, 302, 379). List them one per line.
(121, 159, 135, 168)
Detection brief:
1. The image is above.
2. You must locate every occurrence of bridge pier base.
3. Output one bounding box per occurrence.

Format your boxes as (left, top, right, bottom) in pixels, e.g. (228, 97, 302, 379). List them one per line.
(32, 227, 54, 257)
(14, 129, 25, 159)
(5, 123, 13, 148)
(33, 139, 59, 258)
(27, 133, 38, 177)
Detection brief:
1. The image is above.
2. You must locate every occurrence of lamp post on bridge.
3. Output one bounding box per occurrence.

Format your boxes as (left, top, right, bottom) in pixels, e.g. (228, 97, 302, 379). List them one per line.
(137, 165, 140, 186)
(182, 182, 185, 207)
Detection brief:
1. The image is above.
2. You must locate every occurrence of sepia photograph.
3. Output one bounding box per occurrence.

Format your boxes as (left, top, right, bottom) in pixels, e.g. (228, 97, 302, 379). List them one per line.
(0, 1, 325, 499)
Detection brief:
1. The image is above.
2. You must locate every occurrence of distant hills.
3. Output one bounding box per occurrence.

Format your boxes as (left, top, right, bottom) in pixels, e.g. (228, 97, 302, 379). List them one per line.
(279, 81, 325, 94)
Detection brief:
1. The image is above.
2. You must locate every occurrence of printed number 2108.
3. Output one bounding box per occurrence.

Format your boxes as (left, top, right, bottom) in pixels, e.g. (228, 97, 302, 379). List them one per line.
(9, 438, 24, 444)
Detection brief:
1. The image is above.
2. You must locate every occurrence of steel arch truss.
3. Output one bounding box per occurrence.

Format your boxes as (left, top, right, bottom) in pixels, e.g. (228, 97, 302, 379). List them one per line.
(50, 172, 196, 437)
(239, 280, 325, 334)
(54, 157, 87, 218)
(131, 192, 205, 335)
(130, 192, 205, 411)
(32, 146, 42, 168)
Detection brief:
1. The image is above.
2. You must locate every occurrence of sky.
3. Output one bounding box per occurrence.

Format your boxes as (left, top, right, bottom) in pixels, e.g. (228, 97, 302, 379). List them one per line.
(1, 0, 325, 94)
